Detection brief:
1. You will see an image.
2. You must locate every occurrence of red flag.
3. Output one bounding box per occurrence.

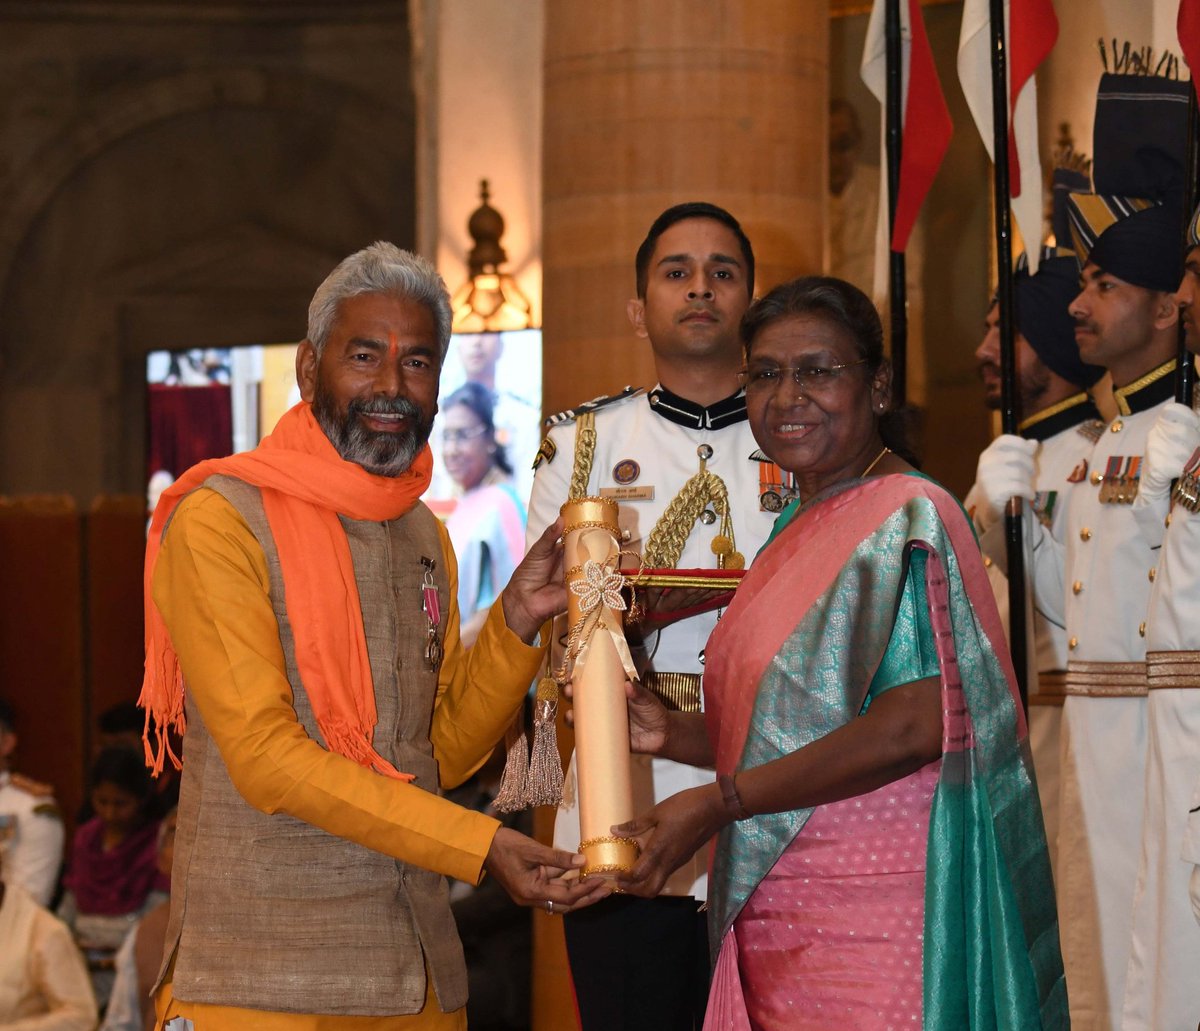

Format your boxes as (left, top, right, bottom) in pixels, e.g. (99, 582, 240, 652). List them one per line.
(891, 0, 953, 252)
(1008, 0, 1058, 195)
(1180, 0, 1200, 104)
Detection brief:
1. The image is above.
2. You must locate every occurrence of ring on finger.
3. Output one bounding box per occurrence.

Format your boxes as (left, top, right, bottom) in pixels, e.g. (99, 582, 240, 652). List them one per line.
(544, 899, 555, 915)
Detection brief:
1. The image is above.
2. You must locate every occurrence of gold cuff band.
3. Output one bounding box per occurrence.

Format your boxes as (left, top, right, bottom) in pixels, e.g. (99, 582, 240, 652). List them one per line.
(642, 671, 703, 713)
(1065, 660, 1148, 697)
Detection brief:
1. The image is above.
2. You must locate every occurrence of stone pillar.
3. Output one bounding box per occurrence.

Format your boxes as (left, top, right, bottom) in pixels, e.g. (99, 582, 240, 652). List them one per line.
(536, 6, 828, 1027)
(542, 0, 829, 418)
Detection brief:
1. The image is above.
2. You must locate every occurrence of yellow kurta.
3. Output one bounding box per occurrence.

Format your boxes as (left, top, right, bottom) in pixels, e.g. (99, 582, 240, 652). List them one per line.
(152, 489, 544, 1030)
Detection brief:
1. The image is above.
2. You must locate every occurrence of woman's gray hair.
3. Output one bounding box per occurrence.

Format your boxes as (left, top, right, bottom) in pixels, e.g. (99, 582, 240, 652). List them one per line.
(307, 242, 452, 358)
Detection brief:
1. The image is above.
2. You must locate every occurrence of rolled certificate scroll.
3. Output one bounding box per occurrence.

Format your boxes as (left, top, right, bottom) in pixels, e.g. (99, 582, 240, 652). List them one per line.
(560, 496, 641, 877)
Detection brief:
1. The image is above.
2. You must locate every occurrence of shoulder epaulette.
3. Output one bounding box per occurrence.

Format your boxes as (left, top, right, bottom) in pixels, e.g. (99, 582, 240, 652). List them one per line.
(542, 387, 644, 430)
(9, 773, 55, 799)
(1077, 418, 1106, 444)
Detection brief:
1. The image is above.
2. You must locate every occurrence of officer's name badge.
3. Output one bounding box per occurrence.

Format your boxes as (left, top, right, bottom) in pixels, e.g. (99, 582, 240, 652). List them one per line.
(600, 485, 654, 501)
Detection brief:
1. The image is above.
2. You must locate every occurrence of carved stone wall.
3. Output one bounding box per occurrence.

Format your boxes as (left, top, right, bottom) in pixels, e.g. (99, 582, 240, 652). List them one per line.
(0, 1, 415, 502)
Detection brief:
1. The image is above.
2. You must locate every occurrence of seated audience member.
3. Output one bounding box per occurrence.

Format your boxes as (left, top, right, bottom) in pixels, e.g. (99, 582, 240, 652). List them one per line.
(59, 748, 167, 1006)
(100, 808, 177, 1031)
(0, 697, 65, 907)
(86, 699, 182, 822)
(0, 851, 97, 1028)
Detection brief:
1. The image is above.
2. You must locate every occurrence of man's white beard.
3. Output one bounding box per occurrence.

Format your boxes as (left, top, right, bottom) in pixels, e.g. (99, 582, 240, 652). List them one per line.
(311, 382, 432, 477)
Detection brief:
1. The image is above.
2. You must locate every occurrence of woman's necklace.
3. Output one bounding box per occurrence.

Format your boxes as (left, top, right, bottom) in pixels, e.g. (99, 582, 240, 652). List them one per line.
(859, 446, 891, 478)
(791, 446, 894, 512)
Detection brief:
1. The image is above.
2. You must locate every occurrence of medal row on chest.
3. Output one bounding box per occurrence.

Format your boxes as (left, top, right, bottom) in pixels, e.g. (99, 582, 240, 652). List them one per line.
(1172, 447, 1200, 513)
(1070, 454, 1144, 505)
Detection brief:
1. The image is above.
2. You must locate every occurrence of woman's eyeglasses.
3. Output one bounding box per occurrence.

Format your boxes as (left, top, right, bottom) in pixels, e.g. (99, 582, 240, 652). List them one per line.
(737, 358, 869, 395)
(443, 425, 490, 444)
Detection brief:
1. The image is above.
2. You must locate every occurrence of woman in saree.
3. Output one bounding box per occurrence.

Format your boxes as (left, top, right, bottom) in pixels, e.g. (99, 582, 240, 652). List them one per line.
(441, 381, 527, 647)
(612, 277, 1067, 1029)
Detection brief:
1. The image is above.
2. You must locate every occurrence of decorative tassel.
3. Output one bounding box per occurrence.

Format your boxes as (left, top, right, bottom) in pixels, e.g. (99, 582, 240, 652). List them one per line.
(525, 676, 564, 808)
(492, 710, 530, 813)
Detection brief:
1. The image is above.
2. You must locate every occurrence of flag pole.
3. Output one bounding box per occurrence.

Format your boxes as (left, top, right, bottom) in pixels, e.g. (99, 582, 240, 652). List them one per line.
(1178, 85, 1198, 407)
(988, 0, 1029, 710)
(885, 0, 908, 405)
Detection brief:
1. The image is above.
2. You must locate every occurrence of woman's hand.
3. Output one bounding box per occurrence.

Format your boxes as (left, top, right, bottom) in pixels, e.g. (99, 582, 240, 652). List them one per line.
(623, 679, 670, 755)
(610, 784, 728, 898)
(564, 678, 672, 756)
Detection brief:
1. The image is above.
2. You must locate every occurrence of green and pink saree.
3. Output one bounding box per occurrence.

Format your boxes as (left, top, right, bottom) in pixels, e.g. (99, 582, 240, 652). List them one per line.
(702, 474, 1067, 1029)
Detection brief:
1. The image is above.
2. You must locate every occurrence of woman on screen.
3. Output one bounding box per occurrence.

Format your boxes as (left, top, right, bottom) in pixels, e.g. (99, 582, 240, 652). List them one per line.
(442, 381, 527, 646)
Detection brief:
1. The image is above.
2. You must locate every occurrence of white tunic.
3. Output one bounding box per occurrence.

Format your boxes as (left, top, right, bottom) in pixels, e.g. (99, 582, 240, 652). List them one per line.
(969, 394, 1102, 882)
(1122, 417, 1200, 1031)
(0, 882, 96, 1028)
(1025, 367, 1174, 1031)
(0, 771, 64, 908)
(526, 387, 775, 899)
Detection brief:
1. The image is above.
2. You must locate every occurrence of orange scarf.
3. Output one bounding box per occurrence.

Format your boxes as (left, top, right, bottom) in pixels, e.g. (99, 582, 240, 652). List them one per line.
(139, 402, 433, 782)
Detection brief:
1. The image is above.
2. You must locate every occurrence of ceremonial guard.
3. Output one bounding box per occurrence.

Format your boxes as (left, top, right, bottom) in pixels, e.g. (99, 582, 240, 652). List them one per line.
(1121, 201, 1200, 1031)
(525, 204, 775, 1031)
(974, 72, 1187, 1026)
(1053, 203, 1181, 1031)
(968, 244, 1105, 876)
(1040, 212, 1177, 1021)
(0, 700, 64, 907)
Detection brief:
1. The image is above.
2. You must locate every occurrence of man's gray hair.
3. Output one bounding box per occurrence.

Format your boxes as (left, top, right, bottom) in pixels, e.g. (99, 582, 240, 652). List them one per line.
(307, 242, 452, 358)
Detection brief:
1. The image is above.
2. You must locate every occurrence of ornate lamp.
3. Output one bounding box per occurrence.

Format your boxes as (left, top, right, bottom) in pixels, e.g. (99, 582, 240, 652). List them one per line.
(450, 179, 533, 332)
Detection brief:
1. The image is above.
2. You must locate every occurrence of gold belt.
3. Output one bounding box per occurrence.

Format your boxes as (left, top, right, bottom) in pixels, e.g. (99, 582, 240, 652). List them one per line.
(642, 671, 702, 714)
(1146, 651, 1200, 689)
(1029, 670, 1067, 707)
(1064, 660, 1148, 697)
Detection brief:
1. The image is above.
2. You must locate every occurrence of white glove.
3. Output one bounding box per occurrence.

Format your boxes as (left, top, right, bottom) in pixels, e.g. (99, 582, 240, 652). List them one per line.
(1141, 402, 1200, 499)
(974, 434, 1038, 532)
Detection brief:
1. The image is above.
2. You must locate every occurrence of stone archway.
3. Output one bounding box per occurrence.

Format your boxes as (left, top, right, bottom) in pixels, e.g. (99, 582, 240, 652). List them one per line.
(0, 64, 416, 501)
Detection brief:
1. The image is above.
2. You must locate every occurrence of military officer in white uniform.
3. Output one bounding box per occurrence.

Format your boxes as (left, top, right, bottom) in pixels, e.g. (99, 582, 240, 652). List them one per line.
(0, 699, 64, 907)
(968, 250, 1106, 878)
(978, 190, 1183, 1029)
(526, 203, 775, 1031)
(1121, 202, 1200, 1031)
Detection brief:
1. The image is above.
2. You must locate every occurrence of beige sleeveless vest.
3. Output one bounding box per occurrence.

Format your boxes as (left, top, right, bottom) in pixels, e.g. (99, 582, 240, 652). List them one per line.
(159, 475, 466, 1016)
